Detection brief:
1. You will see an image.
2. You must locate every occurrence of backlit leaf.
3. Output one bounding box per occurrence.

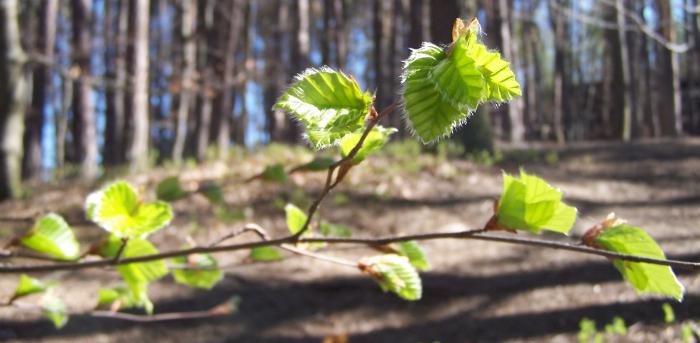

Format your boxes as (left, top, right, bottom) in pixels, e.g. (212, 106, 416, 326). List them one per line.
(285, 203, 308, 235)
(594, 224, 684, 301)
(339, 126, 398, 164)
(496, 170, 577, 234)
(96, 286, 142, 311)
(12, 274, 48, 300)
(41, 293, 68, 329)
(249, 246, 284, 262)
(274, 67, 373, 149)
(171, 253, 223, 290)
(20, 213, 80, 260)
(359, 254, 422, 301)
(260, 164, 288, 183)
(393, 241, 431, 271)
(88, 181, 173, 238)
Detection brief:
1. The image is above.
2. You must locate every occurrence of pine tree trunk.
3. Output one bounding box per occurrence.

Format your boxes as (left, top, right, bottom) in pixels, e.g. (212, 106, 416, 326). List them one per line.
(0, 0, 29, 199)
(616, 0, 633, 141)
(549, 0, 567, 143)
(23, 0, 58, 179)
(71, 0, 99, 178)
(127, 0, 150, 170)
(498, 0, 525, 143)
(216, 0, 244, 159)
(656, 0, 682, 136)
(172, 0, 197, 163)
(194, 0, 214, 161)
(104, 0, 128, 165)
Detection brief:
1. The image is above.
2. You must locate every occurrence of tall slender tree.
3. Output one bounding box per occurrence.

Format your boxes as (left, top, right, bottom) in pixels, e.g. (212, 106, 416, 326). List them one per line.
(127, 0, 151, 170)
(104, 0, 128, 165)
(172, 0, 197, 163)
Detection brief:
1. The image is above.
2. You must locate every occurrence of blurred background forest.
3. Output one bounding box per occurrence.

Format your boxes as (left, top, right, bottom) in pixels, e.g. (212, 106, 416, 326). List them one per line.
(1, 0, 699, 200)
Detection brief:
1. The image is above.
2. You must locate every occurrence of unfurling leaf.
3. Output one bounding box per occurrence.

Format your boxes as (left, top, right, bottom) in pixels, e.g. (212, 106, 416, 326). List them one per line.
(156, 176, 189, 201)
(96, 286, 142, 311)
(401, 18, 521, 143)
(393, 241, 431, 271)
(339, 126, 398, 164)
(495, 170, 577, 234)
(41, 293, 68, 329)
(12, 274, 48, 301)
(285, 203, 308, 235)
(593, 224, 684, 301)
(171, 252, 223, 290)
(359, 254, 422, 301)
(20, 213, 80, 260)
(101, 235, 169, 313)
(87, 181, 173, 238)
(249, 246, 284, 262)
(274, 67, 373, 149)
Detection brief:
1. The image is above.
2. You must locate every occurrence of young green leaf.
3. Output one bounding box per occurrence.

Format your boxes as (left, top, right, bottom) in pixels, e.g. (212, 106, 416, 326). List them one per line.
(359, 254, 422, 301)
(249, 246, 284, 262)
(260, 164, 288, 183)
(96, 286, 142, 311)
(12, 274, 48, 300)
(604, 316, 627, 335)
(401, 42, 469, 143)
(88, 181, 173, 238)
(171, 253, 223, 290)
(496, 170, 577, 234)
(156, 176, 189, 201)
(320, 222, 353, 238)
(274, 67, 373, 149)
(20, 213, 80, 260)
(101, 235, 168, 312)
(594, 224, 684, 301)
(285, 203, 308, 235)
(41, 293, 68, 329)
(662, 303, 676, 323)
(199, 182, 225, 204)
(339, 126, 398, 164)
(469, 41, 521, 102)
(294, 157, 336, 172)
(393, 241, 431, 271)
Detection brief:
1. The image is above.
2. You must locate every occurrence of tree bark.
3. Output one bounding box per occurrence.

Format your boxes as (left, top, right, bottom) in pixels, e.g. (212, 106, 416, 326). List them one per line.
(549, 0, 568, 143)
(104, 0, 128, 165)
(194, 0, 214, 161)
(497, 0, 525, 143)
(374, 0, 395, 109)
(23, 0, 58, 179)
(0, 0, 29, 199)
(655, 0, 682, 136)
(71, 0, 99, 178)
(126, 0, 150, 170)
(172, 0, 197, 163)
(616, 0, 633, 141)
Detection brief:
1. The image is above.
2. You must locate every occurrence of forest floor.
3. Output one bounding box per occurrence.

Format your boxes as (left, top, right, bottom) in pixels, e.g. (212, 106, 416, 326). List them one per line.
(1, 138, 700, 343)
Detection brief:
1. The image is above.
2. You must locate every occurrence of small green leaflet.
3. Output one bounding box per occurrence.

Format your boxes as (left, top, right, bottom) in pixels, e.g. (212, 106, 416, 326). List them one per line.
(285, 203, 308, 235)
(294, 157, 336, 172)
(87, 181, 173, 238)
(662, 303, 676, 323)
(199, 182, 225, 204)
(594, 224, 684, 301)
(249, 246, 284, 262)
(101, 235, 169, 313)
(96, 286, 142, 311)
(393, 241, 431, 271)
(360, 254, 422, 301)
(12, 274, 48, 301)
(171, 253, 223, 290)
(496, 170, 577, 234)
(339, 126, 398, 164)
(274, 67, 373, 149)
(41, 293, 68, 329)
(469, 41, 521, 102)
(260, 164, 288, 183)
(320, 222, 352, 238)
(402, 42, 469, 143)
(156, 176, 189, 201)
(20, 213, 80, 260)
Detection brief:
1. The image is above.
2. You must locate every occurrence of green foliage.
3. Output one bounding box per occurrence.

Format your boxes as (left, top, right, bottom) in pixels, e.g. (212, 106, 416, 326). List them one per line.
(12, 274, 48, 300)
(199, 182, 225, 204)
(249, 246, 284, 262)
(101, 235, 169, 313)
(41, 293, 68, 329)
(214, 206, 246, 224)
(577, 318, 602, 343)
(171, 253, 223, 290)
(401, 18, 520, 143)
(156, 176, 189, 201)
(285, 203, 308, 235)
(87, 181, 173, 238)
(663, 303, 676, 323)
(604, 316, 627, 335)
(360, 254, 422, 301)
(594, 224, 684, 301)
(274, 67, 373, 149)
(339, 126, 398, 164)
(20, 213, 80, 260)
(295, 157, 336, 172)
(393, 241, 431, 271)
(496, 170, 577, 234)
(260, 164, 288, 183)
(96, 286, 142, 310)
(320, 222, 353, 238)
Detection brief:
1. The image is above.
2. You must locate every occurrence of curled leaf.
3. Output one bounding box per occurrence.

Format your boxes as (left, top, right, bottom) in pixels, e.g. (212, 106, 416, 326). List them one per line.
(359, 254, 422, 301)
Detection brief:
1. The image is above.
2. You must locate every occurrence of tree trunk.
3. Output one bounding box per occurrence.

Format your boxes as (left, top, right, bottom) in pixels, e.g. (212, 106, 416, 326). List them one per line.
(71, 0, 99, 178)
(104, 0, 128, 165)
(23, 0, 58, 179)
(0, 0, 29, 199)
(497, 0, 525, 143)
(126, 0, 150, 170)
(656, 0, 682, 136)
(616, 0, 633, 141)
(334, 0, 347, 69)
(373, 0, 395, 109)
(194, 0, 214, 161)
(549, 0, 567, 143)
(172, 0, 196, 163)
